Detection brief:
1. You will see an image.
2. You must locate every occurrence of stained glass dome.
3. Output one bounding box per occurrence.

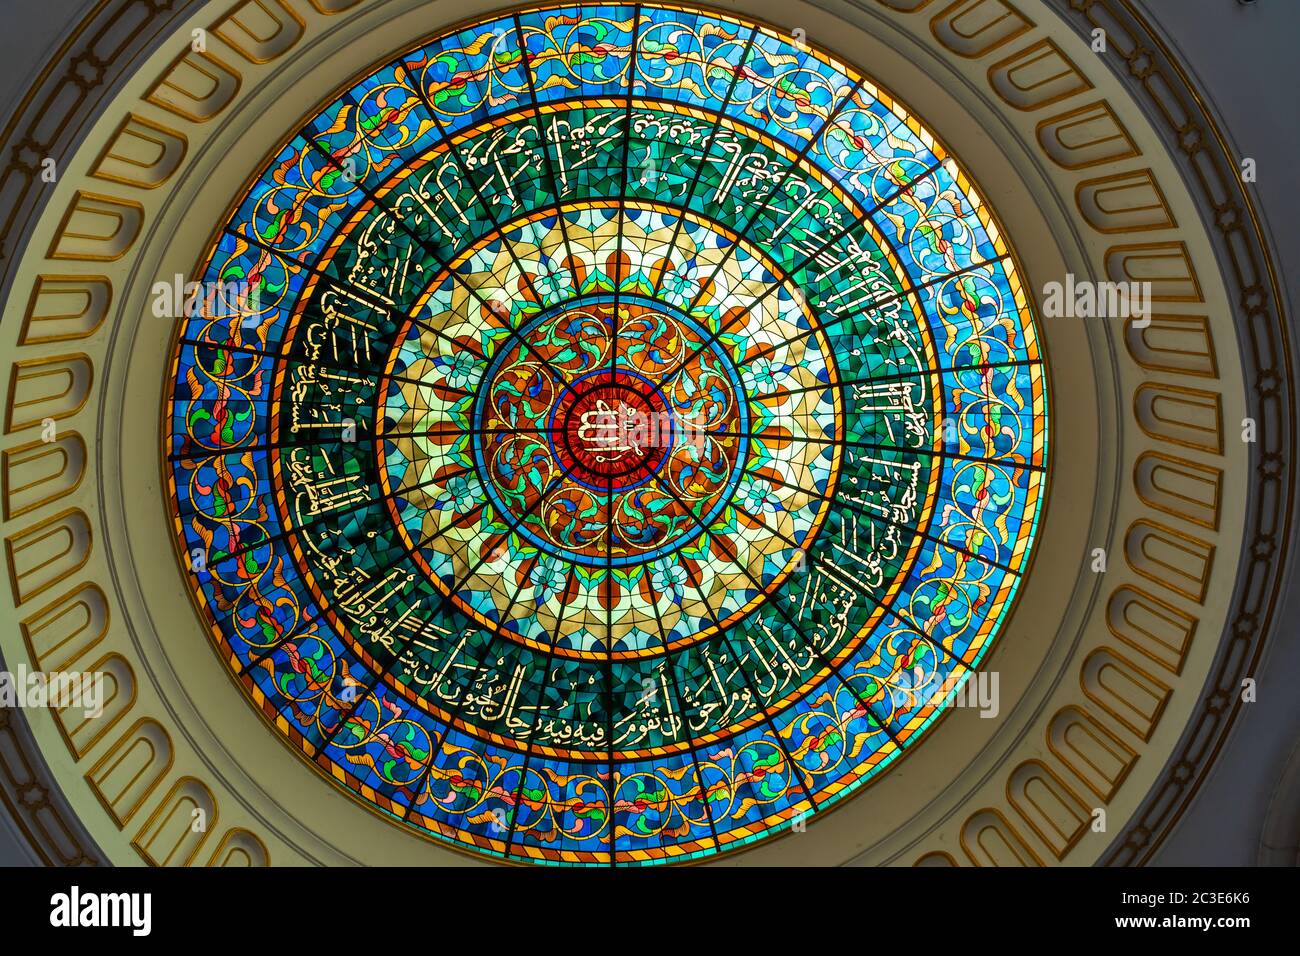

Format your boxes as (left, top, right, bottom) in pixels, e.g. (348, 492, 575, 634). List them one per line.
(165, 2, 1046, 865)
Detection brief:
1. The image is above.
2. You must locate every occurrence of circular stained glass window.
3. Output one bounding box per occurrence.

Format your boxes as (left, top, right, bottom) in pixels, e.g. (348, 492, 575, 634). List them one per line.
(166, 2, 1047, 865)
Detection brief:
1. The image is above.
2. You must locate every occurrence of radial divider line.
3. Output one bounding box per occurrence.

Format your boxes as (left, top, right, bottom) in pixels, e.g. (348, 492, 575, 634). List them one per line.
(175, 334, 479, 404)
(603, 456, 615, 856)
(667, 158, 950, 382)
(604, 478, 616, 867)
(213, 463, 478, 580)
(170, 419, 537, 464)
(717, 425, 1045, 474)
(306, 472, 569, 759)
(600, 2, 644, 869)
(671, 75, 864, 307)
(726, 486, 971, 683)
(512, 11, 583, 281)
(298, 134, 571, 392)
(399, 550, 543, 825)
(374, 80, 558, 344)
(377, 423, 552, 443)
(748, 357, 1044, 409)
(645, 469, 909, 749)
(172, 429, 423, 463)
(756, 464, 1023, 578)
(503, 552, 587, 859)
(225, 226, 493, 367)
(647, 24, 760, 299)
(728, 251, 1013, 383)
(639, 467, 826, 808)
(610, 5, 640, 372)
(639, 562, 725, 851)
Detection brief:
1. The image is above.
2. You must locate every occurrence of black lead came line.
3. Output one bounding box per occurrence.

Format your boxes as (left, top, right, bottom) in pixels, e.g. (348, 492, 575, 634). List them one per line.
(299, 125, 575, 396)
(379, 62, 570, 388)
(602, 4, 645, 868)
(308, 471, 569, 761)
(642, 466, 824, 813)
(642, 464, 947, 758)
(666, 72, 867, 305)
(175, 330, 478, 402)
(511, 11, 584, 317)
(646, 22, 762, 300)
(503, 10, 644, 863)
(226, 225, 496, 368)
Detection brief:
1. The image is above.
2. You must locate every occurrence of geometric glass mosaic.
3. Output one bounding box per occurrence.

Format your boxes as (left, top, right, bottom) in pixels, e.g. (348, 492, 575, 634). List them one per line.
(166, 3, 1047, 865)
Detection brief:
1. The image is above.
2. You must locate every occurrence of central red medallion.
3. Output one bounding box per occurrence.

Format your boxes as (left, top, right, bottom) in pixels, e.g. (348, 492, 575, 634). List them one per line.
(551, 370, 673, 490)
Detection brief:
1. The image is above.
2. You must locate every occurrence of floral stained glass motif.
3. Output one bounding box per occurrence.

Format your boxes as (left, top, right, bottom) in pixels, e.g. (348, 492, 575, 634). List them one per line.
(166, 3, 1047, 865)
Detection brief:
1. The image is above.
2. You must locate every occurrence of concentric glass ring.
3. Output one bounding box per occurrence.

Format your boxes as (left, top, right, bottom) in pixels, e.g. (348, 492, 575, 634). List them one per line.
(166, 2, 1047, 865)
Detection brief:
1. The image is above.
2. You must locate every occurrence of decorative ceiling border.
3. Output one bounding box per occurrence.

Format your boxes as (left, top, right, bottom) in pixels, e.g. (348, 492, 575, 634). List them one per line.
(1040, 0, 1295, 864)
(0, 0, 201, 869)
(0, 0, 196, 274)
